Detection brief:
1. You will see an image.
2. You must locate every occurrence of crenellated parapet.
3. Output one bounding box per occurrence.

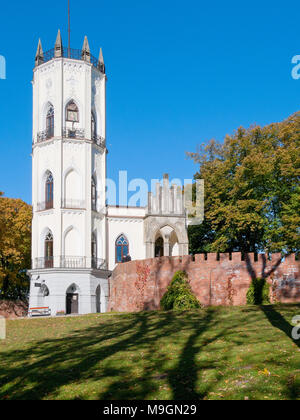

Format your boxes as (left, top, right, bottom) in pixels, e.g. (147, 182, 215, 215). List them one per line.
(108, 253, 300, 312)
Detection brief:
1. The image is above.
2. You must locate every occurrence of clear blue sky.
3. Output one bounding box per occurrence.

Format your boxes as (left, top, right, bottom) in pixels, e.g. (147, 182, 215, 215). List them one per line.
(0, 0, 300, 204)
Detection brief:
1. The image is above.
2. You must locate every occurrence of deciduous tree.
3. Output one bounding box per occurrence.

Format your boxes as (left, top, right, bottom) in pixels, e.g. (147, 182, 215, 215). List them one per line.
(187, 112, 300, 254)
(0, 195, 32, 300)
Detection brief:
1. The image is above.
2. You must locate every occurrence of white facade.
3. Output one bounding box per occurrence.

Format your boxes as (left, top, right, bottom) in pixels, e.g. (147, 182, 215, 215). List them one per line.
(29, 32, 189, 316)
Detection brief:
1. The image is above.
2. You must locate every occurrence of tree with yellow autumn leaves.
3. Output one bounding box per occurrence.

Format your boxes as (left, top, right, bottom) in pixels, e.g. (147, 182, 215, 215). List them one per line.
(188, 111, 300, 255)
(0, 193, 32, 300)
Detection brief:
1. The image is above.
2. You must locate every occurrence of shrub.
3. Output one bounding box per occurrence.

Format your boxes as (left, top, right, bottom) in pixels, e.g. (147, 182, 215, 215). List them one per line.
(160, 271, 201, 311)
(246, 278, 270, 305)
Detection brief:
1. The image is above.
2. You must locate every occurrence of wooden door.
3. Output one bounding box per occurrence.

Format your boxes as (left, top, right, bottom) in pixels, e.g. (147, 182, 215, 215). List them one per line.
(66, 293, 79, 314)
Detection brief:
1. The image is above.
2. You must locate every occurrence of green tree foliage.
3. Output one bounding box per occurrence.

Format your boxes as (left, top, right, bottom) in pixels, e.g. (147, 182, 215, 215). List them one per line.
(160, 271, 201, 311)
(187, 112, 300, 254)
(246, 278, 270, 305)
(0, 195, 32, 300)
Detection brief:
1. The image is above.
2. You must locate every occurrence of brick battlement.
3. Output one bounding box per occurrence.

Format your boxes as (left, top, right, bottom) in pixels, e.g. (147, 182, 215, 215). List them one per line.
(108, 253, 300, 312)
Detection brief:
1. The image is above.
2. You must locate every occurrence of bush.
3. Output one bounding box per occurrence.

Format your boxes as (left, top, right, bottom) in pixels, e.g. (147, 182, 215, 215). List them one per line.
(160, 271, 201, 311)
(246, 278, 270, 305)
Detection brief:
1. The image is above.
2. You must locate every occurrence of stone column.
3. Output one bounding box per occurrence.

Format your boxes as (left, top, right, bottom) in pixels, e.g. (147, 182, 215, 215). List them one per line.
(163, 235, 170, 257)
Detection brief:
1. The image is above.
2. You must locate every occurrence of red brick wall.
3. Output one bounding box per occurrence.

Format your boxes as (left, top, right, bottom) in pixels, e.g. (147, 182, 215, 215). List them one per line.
(0, 300, 28, 319)
(108, 253, 300, 312)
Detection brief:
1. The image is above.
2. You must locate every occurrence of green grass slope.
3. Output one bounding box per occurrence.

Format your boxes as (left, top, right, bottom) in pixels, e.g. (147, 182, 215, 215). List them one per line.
(0, 305, 299, 400)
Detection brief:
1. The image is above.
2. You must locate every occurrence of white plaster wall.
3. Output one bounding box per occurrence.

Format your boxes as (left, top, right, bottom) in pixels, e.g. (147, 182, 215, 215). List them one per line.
(107, 207, 147, 270)
(29, 270, 109, 315)
(32, 56, 107, 266)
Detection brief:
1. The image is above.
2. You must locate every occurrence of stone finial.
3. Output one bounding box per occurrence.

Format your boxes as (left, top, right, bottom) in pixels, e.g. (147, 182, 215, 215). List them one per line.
(98, 48, 105, 73)
(81, 36, 91, 62)
(35, 39, 44, 67)
(54, 29, 63, 58)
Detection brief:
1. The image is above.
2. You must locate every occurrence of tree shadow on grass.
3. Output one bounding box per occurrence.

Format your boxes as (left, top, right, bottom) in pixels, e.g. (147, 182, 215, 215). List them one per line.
(0, 309, 226, 400)
(1, 311, 217, 400)
(2, 306, 296, 400)
(0, 314, 150, 400)
(260, 305, 300, 349)
(167, 309, 214, 399)
(260, 305, 300, 400)
(100, 308, 232, 400)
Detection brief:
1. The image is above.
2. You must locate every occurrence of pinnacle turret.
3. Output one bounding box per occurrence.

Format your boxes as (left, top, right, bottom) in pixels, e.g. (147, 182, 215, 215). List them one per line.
(81, 36, 91, 62)
(54, 29, 63, 58)
(35, 39, 44, 66)
(98, 48, 105, 73)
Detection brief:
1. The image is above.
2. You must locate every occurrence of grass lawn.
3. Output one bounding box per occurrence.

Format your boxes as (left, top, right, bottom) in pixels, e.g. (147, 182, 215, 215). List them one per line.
(0, 305, 299, 400)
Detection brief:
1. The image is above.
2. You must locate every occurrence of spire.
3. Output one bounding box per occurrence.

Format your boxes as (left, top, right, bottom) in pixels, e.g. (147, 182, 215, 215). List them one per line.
(35, 39, 44, 67)
(54, 29, 63, 58)
(81, 36, 91, 62)
(98, 48, 105, 73)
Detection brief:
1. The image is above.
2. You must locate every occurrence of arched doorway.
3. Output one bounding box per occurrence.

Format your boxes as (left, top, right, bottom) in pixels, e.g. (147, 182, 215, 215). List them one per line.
(155, 236, 164, 257)
(96, 285, 101, 313)
(66, 284, 80, 314)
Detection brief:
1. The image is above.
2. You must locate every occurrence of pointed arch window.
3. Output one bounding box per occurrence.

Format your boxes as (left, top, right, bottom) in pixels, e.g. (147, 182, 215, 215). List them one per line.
(44, 231, 53, 268)
(46, 105, 54, 139)
(91, 176, 97, 211)
(66, 100, 79, 123)
(91, 111, 96, 140)
(116, 235, 129, 263)
(45, 172, 54, 209)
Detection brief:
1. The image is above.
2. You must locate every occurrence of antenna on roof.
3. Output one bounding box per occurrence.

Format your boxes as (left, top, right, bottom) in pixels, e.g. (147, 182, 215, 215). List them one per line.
(68, 0, 71, 57)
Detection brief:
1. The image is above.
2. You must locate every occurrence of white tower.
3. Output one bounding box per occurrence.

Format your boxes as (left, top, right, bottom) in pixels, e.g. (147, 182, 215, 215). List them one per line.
(29, 31, 110, 316)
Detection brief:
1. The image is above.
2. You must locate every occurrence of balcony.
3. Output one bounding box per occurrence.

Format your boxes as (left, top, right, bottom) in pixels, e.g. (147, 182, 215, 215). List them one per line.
(35, 129, 106, 147)
(32, 257, 107, 270)
(37, 201, 53, 211)
(63, 128, 85, 139)
(40, 47, 104, 72)
(92, 134, 106, 148)
(36, 130, 54, 143)
(61, 199, 86, 210)
(34, 257, 54, 269)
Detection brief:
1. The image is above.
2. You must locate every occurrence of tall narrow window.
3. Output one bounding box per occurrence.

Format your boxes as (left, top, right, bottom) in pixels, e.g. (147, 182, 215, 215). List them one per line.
(116, 235, 129, 263)
(91, 232, 97, 268)
(66, 100, 79, 122)
(91, 112, 96, 140)
(45, 172, 54, 209)
(91, 176, 97, 211)
(44, 232, 53, 268)
(46, 105, 54, 139)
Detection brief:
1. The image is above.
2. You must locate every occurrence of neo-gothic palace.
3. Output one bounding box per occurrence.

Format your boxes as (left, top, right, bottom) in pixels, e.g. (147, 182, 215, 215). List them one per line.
(28, 31, 189, 316)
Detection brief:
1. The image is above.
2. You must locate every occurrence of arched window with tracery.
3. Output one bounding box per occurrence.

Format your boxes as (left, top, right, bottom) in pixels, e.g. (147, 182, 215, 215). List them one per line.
(46, 105, 54, 139)
(91, 111, 96, 140)
(44, 231, 53, 268)
(66, 100, 79, 123)
(91, 176, 97, 211)
(45, 172, 54, 209)
(115, 235, 129, 263)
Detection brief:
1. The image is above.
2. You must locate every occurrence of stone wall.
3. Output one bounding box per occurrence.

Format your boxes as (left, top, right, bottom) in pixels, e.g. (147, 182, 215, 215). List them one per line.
(108, 253, 300, 312)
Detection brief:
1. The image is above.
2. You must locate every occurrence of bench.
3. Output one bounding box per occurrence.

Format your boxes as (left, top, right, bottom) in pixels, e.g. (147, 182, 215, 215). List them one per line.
(29, 307, 51, 317)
